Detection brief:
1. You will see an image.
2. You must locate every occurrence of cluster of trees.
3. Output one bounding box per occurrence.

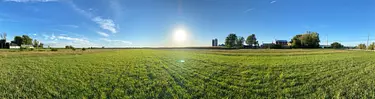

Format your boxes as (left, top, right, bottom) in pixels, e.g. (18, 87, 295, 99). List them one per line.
(12, 35, 43, 48)
(290, 31, 320, 48)
(65, 45, 88, 51)
(358, 43, 375, 50)
(330, 42, 344, 49)
(224, 33, 258, 48)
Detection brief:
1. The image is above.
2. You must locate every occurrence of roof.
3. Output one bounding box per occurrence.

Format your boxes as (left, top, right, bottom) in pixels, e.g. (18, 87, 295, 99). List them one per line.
(10, 43, 18, 46)
(276, 40, 288, 42)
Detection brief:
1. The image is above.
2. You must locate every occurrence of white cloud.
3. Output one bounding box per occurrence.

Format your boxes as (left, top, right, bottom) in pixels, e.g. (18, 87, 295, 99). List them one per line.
(68, 2, 118, 34)
(3, 0, 58, 2)
(68, 1, 93, 18)
(39, 33, 99, 47)
(270, 0, 277, 4)
(42, 33, 57, 40)
(100, 38, 132, 45)
(57, 36, 90, 43)
(92, 17, 117, 33)
(244, 8, 254, 13)
(61, 25, 79, 28)
(97, 31, 109, 37)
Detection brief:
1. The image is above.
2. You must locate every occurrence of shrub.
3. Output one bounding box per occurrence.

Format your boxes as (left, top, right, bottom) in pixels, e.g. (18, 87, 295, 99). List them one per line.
(82, 48, 86, 51)
(271, 44, 283, 49)
(51, 48, 58, 51)
(72, 48, 76, 51)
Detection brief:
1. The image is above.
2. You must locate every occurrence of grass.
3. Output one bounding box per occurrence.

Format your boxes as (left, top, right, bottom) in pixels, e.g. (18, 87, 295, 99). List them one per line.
(0, 49, 375, 98)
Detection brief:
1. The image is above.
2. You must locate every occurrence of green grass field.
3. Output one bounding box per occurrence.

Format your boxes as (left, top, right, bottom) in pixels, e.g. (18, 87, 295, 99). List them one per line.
(1, 49, 375, 98)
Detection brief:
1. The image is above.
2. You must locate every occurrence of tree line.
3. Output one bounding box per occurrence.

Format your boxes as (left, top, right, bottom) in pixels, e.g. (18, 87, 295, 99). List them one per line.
(223, 31, 375, 50)
(224, 33, 258, 48)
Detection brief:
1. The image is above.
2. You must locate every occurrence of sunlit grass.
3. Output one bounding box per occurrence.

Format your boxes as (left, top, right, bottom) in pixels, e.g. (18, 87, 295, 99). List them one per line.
(0, 49, 374, 98)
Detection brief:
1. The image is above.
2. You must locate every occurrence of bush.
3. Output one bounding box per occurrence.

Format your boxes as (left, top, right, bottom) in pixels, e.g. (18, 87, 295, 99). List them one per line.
(51, 48, 58, 51)
(270, 44, 283, 49)
(82, 48, 86, 51)
(38, 49, 45, 51)
(357, 44, 366, 50)
(72, 48, 76, 51)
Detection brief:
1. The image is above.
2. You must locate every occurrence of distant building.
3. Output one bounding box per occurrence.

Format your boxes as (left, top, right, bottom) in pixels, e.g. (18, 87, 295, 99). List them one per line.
(275, 40, 290, 48)
(212, 38, 218, 46)
(21, 45, 34, 49)
(275, 40, 288, 45)
(261, 43, 274, 48)
(320, 45, 331, 48)
(9, 43, 20, 49)
(0, 39, 6, 48)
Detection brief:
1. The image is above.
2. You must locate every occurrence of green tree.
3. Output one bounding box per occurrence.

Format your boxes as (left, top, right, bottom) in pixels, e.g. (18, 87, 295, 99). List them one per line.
(331, 42, 344, 49)
(246, 34, 258, 47)
(290, 34, 302, 48)
(225, 33, 237, 48)
(22, 35, 32, 45)
(357, 44, 366, 49)
(368, 42, 375, 50)
(39, 43, 44, 48)
(33, 39, 39, 48)
(236, 36, 245, 48)
(290, 31, 320, 48)
(13, 36, 23, 46)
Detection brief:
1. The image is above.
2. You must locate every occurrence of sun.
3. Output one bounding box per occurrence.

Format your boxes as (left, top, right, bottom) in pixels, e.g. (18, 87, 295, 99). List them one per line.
(174, 29, 187, 42)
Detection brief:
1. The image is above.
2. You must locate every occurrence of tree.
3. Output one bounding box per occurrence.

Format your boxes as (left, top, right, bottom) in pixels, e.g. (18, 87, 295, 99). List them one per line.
(0, 32, 6, 40)
(225, 33, 237, 48)
(22, 35, 32, 45)
(65, 45, 74, 49)
(368, 42, 375, 50)
(331, 42, 344, 49)
(290, 31, 320, 48)
(33, 39, 39, 48)
(13, 36, 23, 46)
(236, 36, 245, 48)
(291, 34, 302, 48)
(246, 34, 258, 47)
(357, 44, 366, 49)
(39, 43, 44, 48)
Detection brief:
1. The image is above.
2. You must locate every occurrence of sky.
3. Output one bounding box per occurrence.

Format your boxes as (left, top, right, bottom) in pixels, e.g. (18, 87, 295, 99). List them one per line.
(0, 0, 374, 47)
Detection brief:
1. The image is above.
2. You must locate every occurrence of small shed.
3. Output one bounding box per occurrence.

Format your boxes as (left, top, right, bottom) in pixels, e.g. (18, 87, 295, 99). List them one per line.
(21, 45, 34, 49)
(9, 43, 20, 49)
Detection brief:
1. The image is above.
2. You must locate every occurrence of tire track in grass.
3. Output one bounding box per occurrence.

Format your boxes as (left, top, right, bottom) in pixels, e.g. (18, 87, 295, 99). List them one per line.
(287, 55, 375, 97)
(155, 54, 247, 98)
(309, 57, 375, 98)
(145, 51, 190, 98)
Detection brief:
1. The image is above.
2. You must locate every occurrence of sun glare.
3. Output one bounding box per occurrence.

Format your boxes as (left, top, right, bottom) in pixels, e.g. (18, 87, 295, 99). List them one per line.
(174, 29, 187, 42)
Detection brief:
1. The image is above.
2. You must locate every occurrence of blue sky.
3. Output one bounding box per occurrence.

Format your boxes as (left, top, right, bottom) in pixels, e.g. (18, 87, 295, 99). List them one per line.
(0, 0, 374, 47)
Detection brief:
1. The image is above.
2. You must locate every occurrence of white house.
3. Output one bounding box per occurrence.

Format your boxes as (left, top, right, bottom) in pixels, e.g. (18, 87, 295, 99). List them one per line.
(21, 45, 34, 49)
(9, 43, 20, 49)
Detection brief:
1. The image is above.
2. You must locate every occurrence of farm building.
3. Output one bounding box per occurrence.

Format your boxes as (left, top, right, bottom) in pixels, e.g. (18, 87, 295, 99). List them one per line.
(275, 40, 288, 45)
(261, 43, 274, 48)
(21, 45, 34, 49)
(275, 40, 290, 48)
(9, 43, 20, 49)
